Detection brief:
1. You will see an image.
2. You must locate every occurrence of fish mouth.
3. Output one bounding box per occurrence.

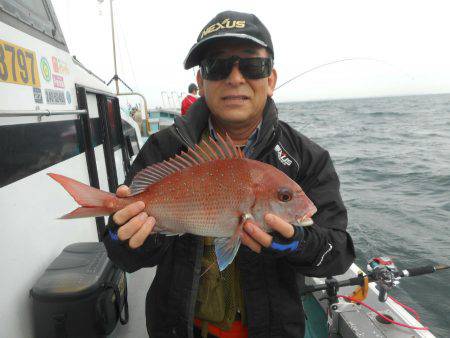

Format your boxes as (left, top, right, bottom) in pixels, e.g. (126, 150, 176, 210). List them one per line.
(296, 214, 314, 227)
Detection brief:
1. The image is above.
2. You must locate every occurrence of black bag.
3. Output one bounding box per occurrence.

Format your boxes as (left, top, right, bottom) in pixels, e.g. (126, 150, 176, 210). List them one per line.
(30, 242, 129, 338)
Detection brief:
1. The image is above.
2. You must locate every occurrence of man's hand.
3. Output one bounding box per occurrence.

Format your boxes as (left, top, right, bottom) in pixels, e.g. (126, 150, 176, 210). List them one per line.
(112, 185, 156, 249)
(241, 213, 303, 254)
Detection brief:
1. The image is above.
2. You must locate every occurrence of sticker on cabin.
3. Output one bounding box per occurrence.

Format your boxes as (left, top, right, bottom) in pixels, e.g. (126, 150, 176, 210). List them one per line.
(33, 87, 43, 103)
(40, 57, 51, 82)
(45, 89, 66, 105)
(0, 39, 41, 87)
(52, 74, 65, 88)
(52, 56, 69, 75)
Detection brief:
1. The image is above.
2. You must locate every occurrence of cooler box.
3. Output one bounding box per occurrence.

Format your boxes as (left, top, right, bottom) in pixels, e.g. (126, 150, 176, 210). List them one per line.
(30, 242, 129, 338)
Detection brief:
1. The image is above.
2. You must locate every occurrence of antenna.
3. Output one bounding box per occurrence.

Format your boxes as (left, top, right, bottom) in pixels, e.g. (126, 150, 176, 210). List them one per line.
(101, 0, 151, 134)
(101, 0, 135, 94)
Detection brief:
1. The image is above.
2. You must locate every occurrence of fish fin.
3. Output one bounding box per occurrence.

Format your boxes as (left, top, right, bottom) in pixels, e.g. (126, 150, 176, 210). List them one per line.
(151, 225, 184, 236)
(218, 133, 245, 159)
(130, 147, 212, 195)
(214, 213, 251, 271)
(130, 161, 179, 195)
(159, 231, 184, 236)
(214, 235, 241, 271)
(60, 207, 112, 219)
(130, 133, 245, 195)
(194, 133, 245, 162)
(201, 133, 245, 160)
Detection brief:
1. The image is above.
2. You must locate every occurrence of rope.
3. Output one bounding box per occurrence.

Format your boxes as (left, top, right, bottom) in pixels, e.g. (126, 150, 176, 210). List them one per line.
(337, 295, 429, 331)
(388, 295, 421, 322)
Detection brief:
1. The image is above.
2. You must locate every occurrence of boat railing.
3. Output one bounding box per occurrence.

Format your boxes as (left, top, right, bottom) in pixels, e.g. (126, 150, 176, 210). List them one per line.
(0, 109, 88, 117)
(160, 91, 184, 109)
(118, 92, 150, 136)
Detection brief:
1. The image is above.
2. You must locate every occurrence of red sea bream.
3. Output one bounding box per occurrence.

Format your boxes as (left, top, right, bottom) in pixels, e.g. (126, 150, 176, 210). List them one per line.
(49, 135, 317, 270)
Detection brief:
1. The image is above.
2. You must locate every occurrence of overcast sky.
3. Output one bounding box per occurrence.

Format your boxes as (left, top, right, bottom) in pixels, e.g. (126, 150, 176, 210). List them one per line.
(52, 0, 450, 108)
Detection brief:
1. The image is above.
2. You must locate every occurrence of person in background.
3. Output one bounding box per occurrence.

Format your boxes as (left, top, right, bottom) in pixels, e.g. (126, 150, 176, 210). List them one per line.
(104, 10, 355, 338)
(181, 83, 198, 115)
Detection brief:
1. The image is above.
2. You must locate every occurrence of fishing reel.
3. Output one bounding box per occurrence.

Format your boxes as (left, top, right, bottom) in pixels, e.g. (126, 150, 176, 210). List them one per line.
(367, 257, 401, 302)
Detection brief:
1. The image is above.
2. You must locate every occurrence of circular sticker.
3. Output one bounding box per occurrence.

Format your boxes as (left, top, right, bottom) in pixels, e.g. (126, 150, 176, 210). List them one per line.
(40, 57, 51, 82)
(66, 91, 71, 104)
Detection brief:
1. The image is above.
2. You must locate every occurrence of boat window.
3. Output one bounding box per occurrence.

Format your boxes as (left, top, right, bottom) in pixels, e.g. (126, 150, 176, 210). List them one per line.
(122, 120, 140, 155)
(0, 0, 67, 48)
(160, 112, 168, 118)
(107, 98, 120, 148)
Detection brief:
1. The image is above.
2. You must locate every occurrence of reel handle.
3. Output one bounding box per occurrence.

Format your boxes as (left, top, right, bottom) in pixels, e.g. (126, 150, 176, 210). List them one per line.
(377, 286, 388, 302)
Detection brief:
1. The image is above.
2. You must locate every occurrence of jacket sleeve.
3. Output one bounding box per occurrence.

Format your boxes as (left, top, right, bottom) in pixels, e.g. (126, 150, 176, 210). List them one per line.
(102, 132, 176, 273)
(285, 139, 355, 277)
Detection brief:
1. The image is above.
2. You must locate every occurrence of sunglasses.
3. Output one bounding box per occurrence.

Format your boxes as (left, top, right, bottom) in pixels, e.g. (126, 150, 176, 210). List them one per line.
(200, 56, 273, 81)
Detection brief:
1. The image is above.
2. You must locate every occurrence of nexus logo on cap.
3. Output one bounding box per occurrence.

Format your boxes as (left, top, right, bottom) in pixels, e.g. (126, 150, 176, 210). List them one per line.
(201, 19, 246, 38)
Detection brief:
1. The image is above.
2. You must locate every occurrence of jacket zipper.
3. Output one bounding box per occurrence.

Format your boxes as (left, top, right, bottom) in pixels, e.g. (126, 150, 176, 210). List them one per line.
(174, 125, 195, 149)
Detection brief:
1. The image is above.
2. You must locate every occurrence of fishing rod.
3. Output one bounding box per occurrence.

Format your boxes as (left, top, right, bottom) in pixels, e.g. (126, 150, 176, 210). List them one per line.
(274, 57, 412, 91)
(302, 259, 449, 299)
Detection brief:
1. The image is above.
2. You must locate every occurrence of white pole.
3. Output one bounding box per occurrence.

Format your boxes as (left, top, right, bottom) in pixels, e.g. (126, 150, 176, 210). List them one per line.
(110, 0, 119, 95)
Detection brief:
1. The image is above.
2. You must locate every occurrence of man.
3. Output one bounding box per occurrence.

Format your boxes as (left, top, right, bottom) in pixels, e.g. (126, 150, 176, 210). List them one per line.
(181, 83, 198, 116)
(103, 10, 355, 338)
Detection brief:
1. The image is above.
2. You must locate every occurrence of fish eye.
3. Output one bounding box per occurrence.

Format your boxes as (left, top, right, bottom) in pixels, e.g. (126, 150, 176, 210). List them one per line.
(278, 188, 292, 202)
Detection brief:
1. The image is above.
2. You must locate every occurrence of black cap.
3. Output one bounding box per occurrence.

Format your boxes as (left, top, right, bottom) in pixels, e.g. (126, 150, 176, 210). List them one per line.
(184, 11, 274, 69)
(188, 83, 198, 93)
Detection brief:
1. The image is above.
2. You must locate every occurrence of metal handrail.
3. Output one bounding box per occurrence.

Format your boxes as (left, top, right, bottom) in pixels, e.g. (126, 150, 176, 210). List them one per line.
(117, 92, 150, 136)
(0, 109, 88, 117)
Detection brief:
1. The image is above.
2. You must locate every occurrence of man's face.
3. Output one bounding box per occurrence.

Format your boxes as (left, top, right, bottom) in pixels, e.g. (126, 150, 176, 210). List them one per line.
(196, 41, 277, 126)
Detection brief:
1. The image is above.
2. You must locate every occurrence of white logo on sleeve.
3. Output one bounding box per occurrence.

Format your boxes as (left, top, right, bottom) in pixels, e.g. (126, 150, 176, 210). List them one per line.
(274, 144, 293, 166)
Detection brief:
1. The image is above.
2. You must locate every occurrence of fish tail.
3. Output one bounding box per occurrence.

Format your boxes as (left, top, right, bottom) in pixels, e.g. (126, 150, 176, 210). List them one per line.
(58, 206, 113, 219)
(48, 173, 121, 219)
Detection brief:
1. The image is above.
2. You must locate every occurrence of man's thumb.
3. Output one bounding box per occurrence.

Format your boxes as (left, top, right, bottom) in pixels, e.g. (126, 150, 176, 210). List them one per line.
(116, 185, 131, 198)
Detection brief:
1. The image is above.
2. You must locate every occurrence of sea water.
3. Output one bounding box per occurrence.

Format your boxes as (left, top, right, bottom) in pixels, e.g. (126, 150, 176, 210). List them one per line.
(278, 93, 450, 337)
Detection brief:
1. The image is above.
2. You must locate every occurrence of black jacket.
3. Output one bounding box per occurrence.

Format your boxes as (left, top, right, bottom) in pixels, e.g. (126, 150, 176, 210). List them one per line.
(103, 97, 355, 338)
